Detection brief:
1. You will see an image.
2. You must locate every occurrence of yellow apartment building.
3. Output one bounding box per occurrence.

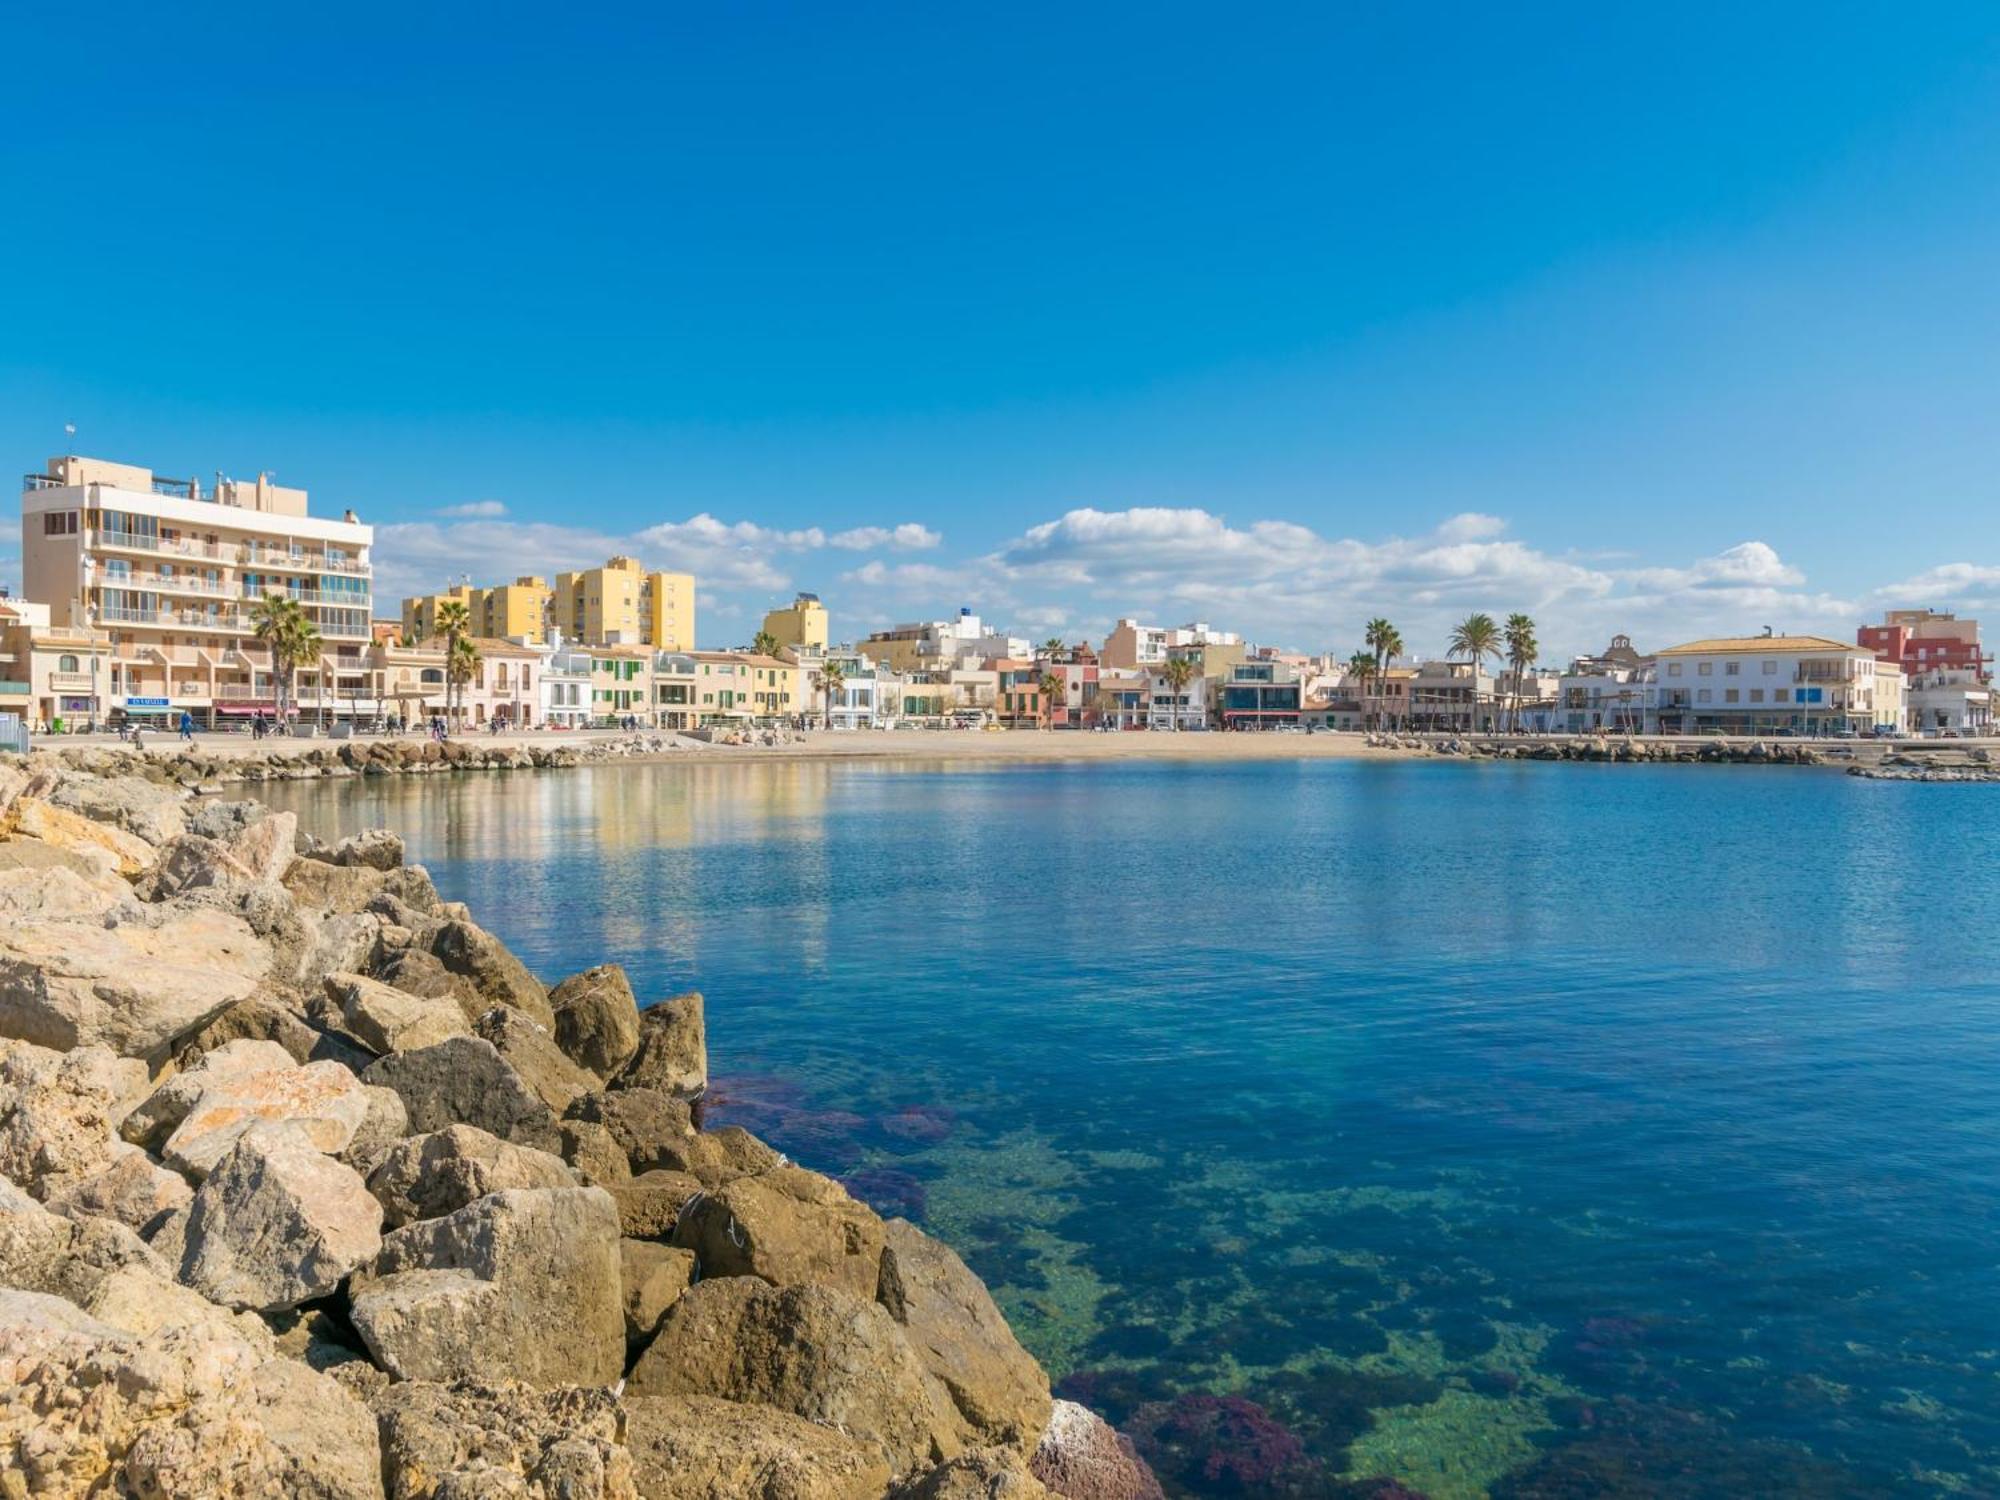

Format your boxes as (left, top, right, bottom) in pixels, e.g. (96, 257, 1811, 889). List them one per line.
(761, 592, 828, 653)
(551, 557, 696, 650)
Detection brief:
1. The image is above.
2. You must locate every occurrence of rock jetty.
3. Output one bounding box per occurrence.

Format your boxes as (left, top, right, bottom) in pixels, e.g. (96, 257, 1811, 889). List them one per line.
(0, 751, 1157, 1499)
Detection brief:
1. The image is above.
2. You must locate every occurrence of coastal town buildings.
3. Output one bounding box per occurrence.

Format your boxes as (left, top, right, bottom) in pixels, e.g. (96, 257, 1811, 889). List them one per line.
(1649, 633, 1885, 735)
(1100, 619, 1241, 670)
(762, 592, 829, 653)
(858, 610, 1027, 673)
(541, 647, 593, 728)
(1220, 658, 1304, 729)
(18, 454, 374, 730)
(550, 557, 696, 650)
(1858, 610, 1991, 734)
(403, 577, 554, 646)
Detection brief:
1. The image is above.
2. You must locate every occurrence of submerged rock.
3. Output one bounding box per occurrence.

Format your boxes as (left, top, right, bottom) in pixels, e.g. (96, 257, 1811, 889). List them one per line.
(1030, 1401, 1165, 1500)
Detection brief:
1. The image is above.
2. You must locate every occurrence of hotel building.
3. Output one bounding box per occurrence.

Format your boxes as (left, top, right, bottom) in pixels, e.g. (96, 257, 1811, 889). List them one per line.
(19, 455, 373, 728)
(1650, 633, 1885, 734)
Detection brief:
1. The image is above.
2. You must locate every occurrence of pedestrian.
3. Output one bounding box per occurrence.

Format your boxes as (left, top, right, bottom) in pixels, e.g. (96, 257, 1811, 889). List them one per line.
(179, 710, 194, 743)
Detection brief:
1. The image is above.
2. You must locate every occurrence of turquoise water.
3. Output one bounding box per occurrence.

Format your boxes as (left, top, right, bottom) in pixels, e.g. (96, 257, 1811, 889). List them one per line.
(263, 758, 2000, 1498)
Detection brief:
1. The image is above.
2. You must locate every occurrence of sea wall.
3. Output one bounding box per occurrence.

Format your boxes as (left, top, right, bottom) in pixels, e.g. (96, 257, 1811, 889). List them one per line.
(0, 752, 1162, 1499)
(1380, 732, 1999, 771)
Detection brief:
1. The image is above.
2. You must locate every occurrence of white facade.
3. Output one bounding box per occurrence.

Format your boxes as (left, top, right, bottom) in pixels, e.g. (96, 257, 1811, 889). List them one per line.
(540, 649, 592, 728)
(1143, 667, 1214, 729)
(1649, 635, 1881, 733)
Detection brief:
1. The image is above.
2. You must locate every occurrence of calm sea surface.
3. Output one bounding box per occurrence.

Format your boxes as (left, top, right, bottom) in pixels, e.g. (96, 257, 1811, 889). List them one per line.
(261, 757, 2000, 1499)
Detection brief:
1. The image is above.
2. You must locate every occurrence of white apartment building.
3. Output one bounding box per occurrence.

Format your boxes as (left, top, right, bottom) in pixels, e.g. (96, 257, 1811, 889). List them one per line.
(1100, 618, 1242, 670)
(20, 455, 373, 728)
(1649, 633, 1884, 734)
(856, 609, 1028, 673)
(540, 647, 594, 729)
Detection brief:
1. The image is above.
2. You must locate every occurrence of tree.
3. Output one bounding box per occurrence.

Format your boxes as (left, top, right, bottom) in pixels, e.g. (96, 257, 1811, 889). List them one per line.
(1347, 649, 1376, 726)
(814, 659, 847, 730)
(1447, 613, 1502, 733)
(251, 594, 318, 728)
(1504, 613, 1539, 734)
(1364, 618, 1403, 729)
(448, 636, 482, 729)
(1039, 671, 1063, 729)
(435, 599, 473, 726)
(1042, 637, 1065, 659)
(752, 630, 781, 659)
(1160, 655, 1197, 731)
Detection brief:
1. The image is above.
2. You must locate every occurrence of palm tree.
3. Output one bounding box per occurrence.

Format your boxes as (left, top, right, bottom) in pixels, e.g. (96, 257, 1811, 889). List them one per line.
(1039, 671, 1063, 729)
(251, 594, 315, 728)
(1160, 655, 1197, 731)
(752, 630, 781, 659)
(814, 659, 847, 730)
(447, 636, 482, 729)
(1346, 650, 1376, 725)
(1503, 613, 1539, 734)
(1041, 637, 1065, 660)
(1448, 613, 1502, 733)
(1364, 618, 1402, 730)
(434, 599, 472, 726)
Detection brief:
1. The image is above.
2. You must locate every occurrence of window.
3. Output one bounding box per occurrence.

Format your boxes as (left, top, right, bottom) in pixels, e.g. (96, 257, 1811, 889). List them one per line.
(1697, 688, 1712, 704)
(57, 654, 79, 673)
(1762, 660, 1777, 675)
(1725, 689, 1739, 703)
(1698, 662, 1713, 676)
(1725, 662, 1740, 676)
(1667, 662, 1683, 677)
(1775, 689, 1789, 703)
(43, 511, 78, 536)
(1750, 688, 1764, 703)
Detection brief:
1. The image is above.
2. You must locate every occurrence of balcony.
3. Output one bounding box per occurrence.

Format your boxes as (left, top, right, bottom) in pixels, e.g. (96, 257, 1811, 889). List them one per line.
(110, 573, 237, 600)
(48, 671, 96, 691)
(97, 605, 253, 632)
(93, 530, 237, 563)
(242, 548, 370, 577)
(243, 588, 372, 609)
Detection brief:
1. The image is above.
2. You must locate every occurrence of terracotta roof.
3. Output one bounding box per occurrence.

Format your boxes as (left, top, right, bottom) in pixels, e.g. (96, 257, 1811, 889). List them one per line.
(1656, 635, 1864, 655)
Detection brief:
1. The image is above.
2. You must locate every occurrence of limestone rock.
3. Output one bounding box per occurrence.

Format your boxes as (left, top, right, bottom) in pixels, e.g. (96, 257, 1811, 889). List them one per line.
(314, 827, 406, 871)
(621, 1238, 696, 1344)
(474, 1004, 600, 1115)
(550, 963, 641, 1078)
(343, 1083, 412, 1174)
(367, 1124, 576, 1229)
(327, 970, 468, 1055)
(431, 919, 554, 1029)
(898, 1450, 1056, 1499)
(44, 1149, 193, 1238)
(181, 1125, 384, 1312)
(0, 1042, 126, 1199)
(628, 1276, 961, 1478)
(83, 1261, 275, 1348)
(0, 906, 268, 1061)
(162, 1057, 375, 1178)
(186, 797, 266, 841)
(8, 795, 156, 876)
(0, 1179, 168, 1305)
(0, 1286, 382, 1499)
(561, 1119, 635, 1186)
(563, 1086, 696, 1174)
(623, 1393, 892, 1500)
(122, 1036, 296, 1151)
(284, 856, 392, 916)
(47, 771, 188, 847)
(0, 863, 133, 922)
(1029, 1401, 1165, 1500)
(176, 993, 369, 1072)
(364, 1035, 564, 1150)
(351, 1186, 624, 1388)
(608, 1169, 704, 1239)
(371, 1379, 636, 1500)
(673, 1165, 888, 1299)
(616, 991, 706, 1099)
(370, 945, 485, 1018)
(878, 1217, 1052, 1456)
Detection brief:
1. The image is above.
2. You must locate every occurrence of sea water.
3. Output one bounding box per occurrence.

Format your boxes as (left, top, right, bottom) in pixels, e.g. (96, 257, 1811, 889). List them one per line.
(263, 757, 2000, 1498)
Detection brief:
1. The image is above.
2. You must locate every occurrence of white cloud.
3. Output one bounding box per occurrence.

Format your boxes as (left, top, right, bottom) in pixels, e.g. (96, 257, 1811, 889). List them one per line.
(1873, 562, 2000, 605)
(437, 500, 508, 518)
(829, 523, 942, 551)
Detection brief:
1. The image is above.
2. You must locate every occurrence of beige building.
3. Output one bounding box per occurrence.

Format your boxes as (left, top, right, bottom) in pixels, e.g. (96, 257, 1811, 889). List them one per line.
(20, 454, 374, 728)
(403, 577, 552, 646)
(551, 557, 696, 650)
(762, 592, 828, 653)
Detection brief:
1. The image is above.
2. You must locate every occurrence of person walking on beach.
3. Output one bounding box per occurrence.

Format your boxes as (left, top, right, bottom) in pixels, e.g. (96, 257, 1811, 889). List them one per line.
(179, 710, 195, 743)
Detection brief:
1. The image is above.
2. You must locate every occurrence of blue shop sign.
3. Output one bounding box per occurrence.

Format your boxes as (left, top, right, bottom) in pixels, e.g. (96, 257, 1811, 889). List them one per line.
(125, 696, 170, 708)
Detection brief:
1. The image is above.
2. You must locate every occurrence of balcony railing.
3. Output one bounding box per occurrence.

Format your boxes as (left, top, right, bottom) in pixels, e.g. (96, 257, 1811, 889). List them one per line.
(97, 605, 253, 632)
(23, 473, 65, 491)
(107, 573, 236, 599)
(94, 529, 237, 562)
(242, 548, 370, 576)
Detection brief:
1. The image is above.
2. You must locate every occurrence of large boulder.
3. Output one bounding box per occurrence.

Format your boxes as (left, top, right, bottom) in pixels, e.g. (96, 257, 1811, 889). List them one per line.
(0, 1178, 168, 1305)
(313, 827, 405, 871)
(616, 992, 706, 1099)
(368, 946, 484, 1017)
(371, 1379, 635, 1500)
(474, 1005, 600, 1115)
(620, 1238, 695, 1345)
(175, 994, 369, 1072)
(672, 1165, 888, 1299)
(0, 1286, 382, 1498)
(0, 906, 269, 1062)
(0, 1042, 133, 1200)
(161, 1057, 376, 1179)
(623, 1393, 892, 1500)
(122, 1036, 297, 1151)
(179, 1125, 384, 1312)
(325, 970, 468, 1055)
(283, 856, 392, 916)
(363, 1035, 564, 1150)
(44, 1149, 193, 1239)
(1029, 1401, 1165, 1500)
(628, 1276, 961, 1479)
(550, 964, 642, 1078)
(898, 1450, 1055, 1499)
(350, 1186, 624, 1388)
(563, 1087, 696, 1174)
(6, 795, 156, 876)
(430, 920, 554, 1029)
(608, 1169, 705, 1239)
(46, 771, 188, 847)
(0, 863, 133, 923)
(878, 1217, 1052, 1456)
(366, 1124, 575, 1229)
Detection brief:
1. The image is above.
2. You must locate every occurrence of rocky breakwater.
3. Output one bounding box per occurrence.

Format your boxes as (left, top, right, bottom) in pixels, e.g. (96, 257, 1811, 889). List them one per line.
(0, 751, 1160, 1500)
(41, 733, 698, 792)
(1369, 732, 1838, 767)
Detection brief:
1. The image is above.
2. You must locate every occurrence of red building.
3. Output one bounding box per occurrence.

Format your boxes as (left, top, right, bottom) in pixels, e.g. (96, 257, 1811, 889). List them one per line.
(1858, 610, 1989, 679)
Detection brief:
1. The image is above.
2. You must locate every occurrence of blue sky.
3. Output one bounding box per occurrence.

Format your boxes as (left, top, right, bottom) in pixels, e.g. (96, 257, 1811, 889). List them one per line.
(7, 2, 2000, 656)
